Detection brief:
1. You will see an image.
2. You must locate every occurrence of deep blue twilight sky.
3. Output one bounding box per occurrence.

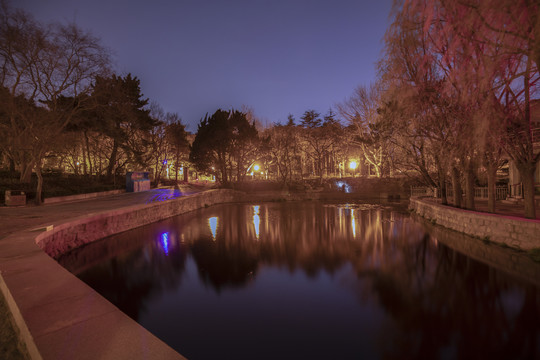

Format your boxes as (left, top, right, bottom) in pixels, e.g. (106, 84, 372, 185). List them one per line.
(17, 0, 393, 131)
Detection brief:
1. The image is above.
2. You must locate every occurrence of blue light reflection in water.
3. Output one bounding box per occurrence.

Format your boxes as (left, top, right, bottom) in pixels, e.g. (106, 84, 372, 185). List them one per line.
(160, 232, 170, 255)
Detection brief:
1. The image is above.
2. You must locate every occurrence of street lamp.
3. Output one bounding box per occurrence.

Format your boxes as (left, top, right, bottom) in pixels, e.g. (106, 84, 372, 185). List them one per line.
(349, 161, 357, 177)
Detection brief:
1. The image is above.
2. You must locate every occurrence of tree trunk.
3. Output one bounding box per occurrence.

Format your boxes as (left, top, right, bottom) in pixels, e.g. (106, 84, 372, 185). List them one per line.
(84, 131, 93, 175)
(451, 167, 462, 208)
(19, 160, 33, 184)
(464, 161, 475, 211)
(183, 166, 189, 182)
(106, 139, 119, 179)
(517, 163, 537, 219)
(438, 165, 448, 205)
(486, 163, 497, 213)
(35, 161, 43, 205)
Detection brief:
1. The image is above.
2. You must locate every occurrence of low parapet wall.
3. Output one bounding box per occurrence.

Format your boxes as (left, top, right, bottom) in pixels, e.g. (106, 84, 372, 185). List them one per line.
(409, 197, 540, 250)
(36, 189, 240, 258)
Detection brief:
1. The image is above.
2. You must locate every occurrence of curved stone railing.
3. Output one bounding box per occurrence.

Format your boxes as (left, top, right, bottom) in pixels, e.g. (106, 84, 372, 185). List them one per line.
(36, 189, 241, 258)
(409, 197, 540, 250)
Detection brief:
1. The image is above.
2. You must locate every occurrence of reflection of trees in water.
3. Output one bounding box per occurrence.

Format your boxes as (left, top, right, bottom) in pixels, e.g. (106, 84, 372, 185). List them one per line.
(364, 236, 540, 360)
(73, 226, 189, 321)
(66, 202, 540, 358)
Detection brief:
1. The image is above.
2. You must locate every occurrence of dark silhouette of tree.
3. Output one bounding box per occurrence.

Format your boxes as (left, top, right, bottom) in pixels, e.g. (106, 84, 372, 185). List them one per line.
(165, 114, 190, 182)
(89, 74, 157, 179)
(190, 109, 258, 185)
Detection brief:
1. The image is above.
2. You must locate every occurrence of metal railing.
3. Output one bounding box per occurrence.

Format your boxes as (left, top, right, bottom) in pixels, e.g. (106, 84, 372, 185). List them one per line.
(509, 183, 523, 198)
(412, 186, 508, 200)
(473, 186, 508, 200)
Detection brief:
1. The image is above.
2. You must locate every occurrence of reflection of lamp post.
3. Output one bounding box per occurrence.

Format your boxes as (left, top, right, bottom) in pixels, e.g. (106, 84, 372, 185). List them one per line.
(349, 161, 357, 177)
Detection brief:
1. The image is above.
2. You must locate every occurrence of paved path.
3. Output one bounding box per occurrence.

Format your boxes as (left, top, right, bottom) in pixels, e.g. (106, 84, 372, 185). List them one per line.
(0, 186, 202, 240)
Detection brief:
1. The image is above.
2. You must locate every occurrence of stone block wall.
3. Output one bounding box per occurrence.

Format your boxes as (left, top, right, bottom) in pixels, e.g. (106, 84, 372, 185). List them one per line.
(36, 189, 241, 258)
(409, 197, 540, 250)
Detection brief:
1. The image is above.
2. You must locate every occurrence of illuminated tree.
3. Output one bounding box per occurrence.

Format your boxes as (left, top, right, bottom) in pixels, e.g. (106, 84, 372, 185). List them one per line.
(337, 83, 394, 178)
(299, 110, 343, 182)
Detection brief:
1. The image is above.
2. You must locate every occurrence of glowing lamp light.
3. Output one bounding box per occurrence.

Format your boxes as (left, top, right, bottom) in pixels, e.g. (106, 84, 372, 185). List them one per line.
(253, 164, 260, 171)
(162, 159, 168, 165)
(349, 161, 357, 170)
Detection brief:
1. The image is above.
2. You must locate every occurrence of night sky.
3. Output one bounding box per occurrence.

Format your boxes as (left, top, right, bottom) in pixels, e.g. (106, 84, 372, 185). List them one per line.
(17, 0, 393, 131)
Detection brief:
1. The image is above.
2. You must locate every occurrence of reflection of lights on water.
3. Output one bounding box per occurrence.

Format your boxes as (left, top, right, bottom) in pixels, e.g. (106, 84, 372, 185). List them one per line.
(160, 232, 170, 255)
(253, 205, 260, 240)
(209, 217, 218, 240)
(351, 209, 356, 237)
(335, 181, 352, 193)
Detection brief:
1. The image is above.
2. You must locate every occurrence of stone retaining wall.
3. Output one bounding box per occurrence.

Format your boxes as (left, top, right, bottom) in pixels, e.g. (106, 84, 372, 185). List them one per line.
(36, 189, 240, 258)
(409, 197, 540, 250)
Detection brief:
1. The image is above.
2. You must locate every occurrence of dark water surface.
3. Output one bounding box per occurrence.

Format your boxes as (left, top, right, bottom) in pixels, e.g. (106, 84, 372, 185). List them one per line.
(58, 201, 540, 360)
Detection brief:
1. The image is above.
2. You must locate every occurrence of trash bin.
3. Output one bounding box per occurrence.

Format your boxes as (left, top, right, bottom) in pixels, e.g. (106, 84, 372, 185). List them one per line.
(126, 171, 151, 192)
(5, 190, 26, 206)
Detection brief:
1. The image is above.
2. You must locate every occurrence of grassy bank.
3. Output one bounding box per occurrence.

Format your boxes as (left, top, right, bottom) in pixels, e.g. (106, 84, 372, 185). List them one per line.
(0, 290, 30, 360)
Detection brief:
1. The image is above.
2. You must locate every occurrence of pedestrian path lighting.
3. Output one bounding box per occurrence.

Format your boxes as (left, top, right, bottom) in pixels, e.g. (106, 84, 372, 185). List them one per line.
(349, 161, 357, 177)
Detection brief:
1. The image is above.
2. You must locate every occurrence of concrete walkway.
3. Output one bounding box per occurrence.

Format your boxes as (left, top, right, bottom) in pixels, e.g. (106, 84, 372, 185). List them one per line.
(0, 187, 206, 360)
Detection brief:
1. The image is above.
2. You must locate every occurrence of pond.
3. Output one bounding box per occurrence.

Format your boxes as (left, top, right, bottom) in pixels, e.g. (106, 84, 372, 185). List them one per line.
(58, 201, 540, 360)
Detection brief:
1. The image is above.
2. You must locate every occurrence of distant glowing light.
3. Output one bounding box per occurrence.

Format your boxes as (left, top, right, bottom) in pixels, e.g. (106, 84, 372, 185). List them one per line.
(253, 205, 260, 239)
(349, 161, 357, 170)
(209, 217, 218, 240)
(160, 232, 170, 255)
(162, 159, 168, 165)
(335, 180, 352, 193)
(253, 164, 260, 171)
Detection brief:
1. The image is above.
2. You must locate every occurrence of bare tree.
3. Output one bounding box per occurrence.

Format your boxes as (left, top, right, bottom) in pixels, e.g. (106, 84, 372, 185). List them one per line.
(0, 3, 110, 203)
